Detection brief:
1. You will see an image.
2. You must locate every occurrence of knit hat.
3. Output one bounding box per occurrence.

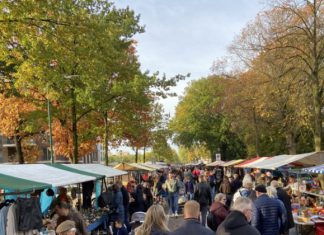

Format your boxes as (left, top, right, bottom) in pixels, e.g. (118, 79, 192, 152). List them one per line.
(255, 184, 267, 193)
(56, 220, 76, 233)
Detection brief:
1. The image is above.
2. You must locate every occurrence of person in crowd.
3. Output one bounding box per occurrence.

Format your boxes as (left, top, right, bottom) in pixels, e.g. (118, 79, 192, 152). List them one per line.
(184, 168, 193, 180)
(215, 168, 223, 194)
(117, 181, 130, 227)
(55, 201, 88, 235)
(232, 174, 256, 203)
(56, 187, 72, 204)
(184, 175, 195, 200)
(283, 175, 299, 197)
(143, 182, 154, 211)
(219, 176, 232, 205)
(266, 186, 287, 235)
(165, 173, 180, 217)
(209, 193, 229, 231)
(271, 180, 294, 234)
(131, 184, 146, 214)
(230, 174, 242, 195)
(56, 220, 77, 235)
(252, 185, 283, 235)
(192, 167, 201, 183)
(216, 197, 260, 235)
(208, 170, 217, 199)
(194, 174, 212, 226)
(113, 218, 128, 235)
(153, 175, 164, 203)
(170, 200, 214, 235)
(265, 172, 273, 186)
(127, 177, 136, 192)
(135, 204, 169, 235)
(112, 183, 125, 222)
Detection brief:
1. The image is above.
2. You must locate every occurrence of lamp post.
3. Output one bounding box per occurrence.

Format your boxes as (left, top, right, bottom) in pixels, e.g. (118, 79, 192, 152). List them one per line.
(47, 98, 54, 163)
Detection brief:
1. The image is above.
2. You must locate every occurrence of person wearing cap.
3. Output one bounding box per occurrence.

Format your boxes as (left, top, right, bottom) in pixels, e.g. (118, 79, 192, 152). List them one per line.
(56, 220, 77, 235)
(252, 184, 283, 235)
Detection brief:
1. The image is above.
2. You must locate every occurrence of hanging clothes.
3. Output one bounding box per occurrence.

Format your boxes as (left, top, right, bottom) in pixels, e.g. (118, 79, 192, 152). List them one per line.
(16, 197, 43, 231)
(0, 205, 10, 235)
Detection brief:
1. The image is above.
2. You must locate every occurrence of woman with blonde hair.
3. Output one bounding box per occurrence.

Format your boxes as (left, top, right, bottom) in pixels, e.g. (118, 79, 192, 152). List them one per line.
(135, 204, 169, 235)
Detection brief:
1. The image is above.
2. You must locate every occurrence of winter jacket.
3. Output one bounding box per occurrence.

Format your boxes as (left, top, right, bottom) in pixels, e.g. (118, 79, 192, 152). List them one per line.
(210, 202, 229, 228)
(121, 186, 130, 208)
(170, 218, 214, 235)
(185, 180, 195, 194)
(194, 182, 212, 206)
(252, 194, 282, 235)
(219, 180, 231, 194)
(276, 187, 294, 229)
(151, 227, 169, 235)
(216, 210, 260, 235)
(113, 190, 125, 221)
(230, 179, 242, 194)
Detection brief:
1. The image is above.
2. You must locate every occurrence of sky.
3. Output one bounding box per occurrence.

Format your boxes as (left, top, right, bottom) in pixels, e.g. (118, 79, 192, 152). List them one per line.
(113, 0, 265, 117)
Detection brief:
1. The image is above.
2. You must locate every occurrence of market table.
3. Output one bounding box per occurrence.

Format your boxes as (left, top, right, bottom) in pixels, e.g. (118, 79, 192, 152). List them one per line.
(86, 213, 109, 233)
(293, 214, 314, 235)
(293, 213, 324, 235)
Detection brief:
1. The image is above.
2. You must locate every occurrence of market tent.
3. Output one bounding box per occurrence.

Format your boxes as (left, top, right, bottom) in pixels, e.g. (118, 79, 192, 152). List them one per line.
(143, 162, 168, 170)
(207, 161, 225, 167)
(0, 164, 96, 188)
(303, 164, 324, 174)
(221, 159, 244, 167)
(0, 173, 51, 192)
(48, 163, 104, 179)
(64, 164, 127, 178)
(114, 163, 155, 172)
(247, 152, 324, 170)
(235, 157, 270, 168)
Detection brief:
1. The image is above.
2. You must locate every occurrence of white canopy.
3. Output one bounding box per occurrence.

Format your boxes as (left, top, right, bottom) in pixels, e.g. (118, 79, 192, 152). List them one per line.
(65, 164, 127, 178)
(247, 152, 324, 170)
(207, 161, 225, 167)
(0, 164, 96, 187)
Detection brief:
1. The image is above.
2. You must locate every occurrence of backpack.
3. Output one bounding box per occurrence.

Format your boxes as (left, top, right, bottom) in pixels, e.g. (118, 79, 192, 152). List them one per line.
(207, 211, 218, 231)
(177, 180, 186, 195)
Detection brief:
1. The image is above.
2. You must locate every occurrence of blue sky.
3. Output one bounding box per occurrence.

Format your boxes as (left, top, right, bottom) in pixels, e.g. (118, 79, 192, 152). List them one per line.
(114, 0, 264, 116)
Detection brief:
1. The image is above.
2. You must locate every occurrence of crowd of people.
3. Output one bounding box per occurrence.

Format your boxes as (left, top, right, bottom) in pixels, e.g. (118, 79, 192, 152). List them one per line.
(47, 166, 302, 235)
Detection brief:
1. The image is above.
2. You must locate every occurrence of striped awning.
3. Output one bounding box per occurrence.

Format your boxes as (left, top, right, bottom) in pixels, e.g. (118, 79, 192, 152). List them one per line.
(235, 157, 270, 168)
(303, 164, 324, 174)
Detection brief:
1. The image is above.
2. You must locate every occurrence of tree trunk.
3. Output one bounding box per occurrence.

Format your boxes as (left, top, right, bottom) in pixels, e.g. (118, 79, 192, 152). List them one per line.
(143, 147, 146, 163)
(103, 111, 109, 166)
(313, 89, 322, 151)
(286, 132, 297, 155)
(14, 135, 24, 164)
(71, 88, 78, 164)
(135, 147, 138, 163)
(252, 108, 260, 156)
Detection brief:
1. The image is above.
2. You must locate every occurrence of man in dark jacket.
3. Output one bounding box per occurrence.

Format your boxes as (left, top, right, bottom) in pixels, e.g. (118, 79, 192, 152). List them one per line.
(117, 181, 130, 227)
(194, 175, 212, 226)
(216, 197, 260, 235)
(252, 185, 283, 235)
(170, 200, 214, 235)
(271, 180, 294, 234)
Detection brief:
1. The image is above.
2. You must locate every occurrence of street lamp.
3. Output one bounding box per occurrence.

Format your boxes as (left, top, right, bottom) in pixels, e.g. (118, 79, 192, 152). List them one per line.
(47, 98, 54, 163)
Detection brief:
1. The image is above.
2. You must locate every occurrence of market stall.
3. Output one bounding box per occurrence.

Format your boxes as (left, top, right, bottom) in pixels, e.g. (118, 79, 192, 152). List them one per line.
(207, 160, 225, 167)
(234, 157, 270, 168)
(245, 152, 324, 170)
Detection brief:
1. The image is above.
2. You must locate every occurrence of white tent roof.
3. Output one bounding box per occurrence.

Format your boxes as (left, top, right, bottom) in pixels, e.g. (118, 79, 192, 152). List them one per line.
(207, 161, 225, 167)
(65, 164, 127, 178)
(0, 164, 96, 187)
(247, 152, 324, 170)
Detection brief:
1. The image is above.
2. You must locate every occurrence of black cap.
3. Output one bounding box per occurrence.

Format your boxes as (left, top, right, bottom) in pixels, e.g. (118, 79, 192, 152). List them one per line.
(255, 184, 267, 193)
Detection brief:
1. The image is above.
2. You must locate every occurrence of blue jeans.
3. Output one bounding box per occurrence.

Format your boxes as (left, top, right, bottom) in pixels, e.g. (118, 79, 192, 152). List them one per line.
(168, 193, 179, 214)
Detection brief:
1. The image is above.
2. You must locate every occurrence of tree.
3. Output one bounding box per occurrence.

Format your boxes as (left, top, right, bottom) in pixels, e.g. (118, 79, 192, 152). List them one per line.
(170, 76, 247, 160)
(230, 0, 324, 151)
